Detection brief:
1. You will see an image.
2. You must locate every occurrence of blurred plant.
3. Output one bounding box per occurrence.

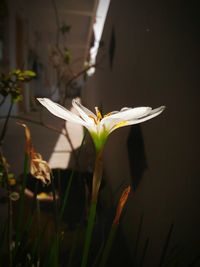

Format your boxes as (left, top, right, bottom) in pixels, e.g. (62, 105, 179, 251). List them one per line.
(0, 69, 36, 105)
(12, 123, 54, 266)
(0, 151, 15, 187)
(0, 69, 36, 147)
(0, 150, 19, 267)
(19, 123, 51, 185)
(49, 0, 101, 104)
(99, 186, 131, 267)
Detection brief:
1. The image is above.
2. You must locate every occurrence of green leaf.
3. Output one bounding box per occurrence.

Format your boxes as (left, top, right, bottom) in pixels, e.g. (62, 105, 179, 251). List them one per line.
(22, 70, 36, 77)
(60, 24, 71, 35)
(63, 48, 71, 64)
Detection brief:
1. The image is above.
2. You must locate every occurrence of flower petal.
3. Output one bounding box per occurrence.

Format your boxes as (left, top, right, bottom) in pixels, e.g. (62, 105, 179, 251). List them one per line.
(100, 117, 124, 133)
(101, 106, 152, 132)
(103, 107, 152, 121)
(117, 106, 166, 129)
(72, 99, 96, 125)
(37, 98, 87, 126)
(126, 106, 166, 125)
(103, 106, 165, 134)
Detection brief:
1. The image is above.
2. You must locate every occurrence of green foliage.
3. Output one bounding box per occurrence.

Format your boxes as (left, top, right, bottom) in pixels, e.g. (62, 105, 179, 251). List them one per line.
(0, 69, 36, 103)
(0, 153, 15, 187)
(63, 48, 71, 64)
(60, 23, 71, 35)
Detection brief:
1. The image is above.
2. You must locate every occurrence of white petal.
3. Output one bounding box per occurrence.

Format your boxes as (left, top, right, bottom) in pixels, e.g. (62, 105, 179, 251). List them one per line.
(37, 98, 87, 126)
(100, 117, 123, 133)
(122, 106, 166, 126)
(101, 107, 151, 127)
(72, 99, 96, 124)
(104, 106, 165, 134)
(104, 107, 152, 120)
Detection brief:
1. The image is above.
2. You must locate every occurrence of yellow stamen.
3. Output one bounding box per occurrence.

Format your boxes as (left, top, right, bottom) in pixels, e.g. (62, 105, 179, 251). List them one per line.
(95, 107, 102, 121)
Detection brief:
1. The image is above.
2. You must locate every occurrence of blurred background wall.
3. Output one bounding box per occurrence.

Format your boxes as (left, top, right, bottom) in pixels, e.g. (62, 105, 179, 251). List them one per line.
(83, 1, 200, 266)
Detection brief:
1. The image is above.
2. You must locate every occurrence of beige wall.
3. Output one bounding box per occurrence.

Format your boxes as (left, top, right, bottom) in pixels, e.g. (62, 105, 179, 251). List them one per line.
(83, 1, 200, 266)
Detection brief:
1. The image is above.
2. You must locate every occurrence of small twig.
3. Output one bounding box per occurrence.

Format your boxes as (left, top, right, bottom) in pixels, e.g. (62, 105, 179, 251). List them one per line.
(0, 96, 7, 106)
(0, 115, 79, 166)
(0, 115, 65, 136)
(51, 0, 60, 48)
(63, 63, 97, 103)
(63, 122, 79, 167)
(0, 149, 13, 267)
(0, 101, 13, 146)
(63, 54, 105, 104)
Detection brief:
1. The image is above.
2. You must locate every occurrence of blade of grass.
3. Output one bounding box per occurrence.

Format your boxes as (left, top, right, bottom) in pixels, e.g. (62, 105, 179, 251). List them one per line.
(99, 223, 117, 267)
(159, 223, 174, 267)
(0, 101, 13, 145)
(92, 239, 105, 267)
(13, 152, 29, 260)
(139, 237, 149, 267)
(0, 220, 9, 266)
(81, 200, 97, 267)
(67, 225, 81, 267)
(99, 185, 131, 267)
(188, 254, 200, 267)
(46, 172, 60, 267)
(133, 213, 144, 265)
(28, 221, 49, 267)
(163, 245, 183, 267)
(3, 153, 13, 267)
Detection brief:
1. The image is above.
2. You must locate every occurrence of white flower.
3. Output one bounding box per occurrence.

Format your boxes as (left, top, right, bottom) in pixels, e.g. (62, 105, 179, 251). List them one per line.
(37, 98, 165, 151)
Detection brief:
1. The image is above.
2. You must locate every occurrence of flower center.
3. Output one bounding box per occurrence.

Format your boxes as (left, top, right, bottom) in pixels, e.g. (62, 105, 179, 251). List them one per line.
(88, 107, 103, 125)
(88, 108, 113, 125)
(95, 107, 102, 121)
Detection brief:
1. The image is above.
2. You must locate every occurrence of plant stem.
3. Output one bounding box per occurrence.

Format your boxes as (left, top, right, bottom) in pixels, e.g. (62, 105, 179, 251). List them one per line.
(81, 200, 97, 267)
(51, 0, 60, 47)
(99, 224, 117, 267)
(0, 96, 7, 106)
(14, 152, 29, 256)
(0, 100, 13, 146)
(1, 149, 13, 267)
(91, 150, 103, 202)
(81, 150, 103, 267)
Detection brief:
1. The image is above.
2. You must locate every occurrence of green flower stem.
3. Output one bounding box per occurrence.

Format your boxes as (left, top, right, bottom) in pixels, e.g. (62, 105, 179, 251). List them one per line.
(81, 200, 97, 267)
(81, 150, 103, 267)
(92, 150, 103, 202)
(99, 223, 118, 267)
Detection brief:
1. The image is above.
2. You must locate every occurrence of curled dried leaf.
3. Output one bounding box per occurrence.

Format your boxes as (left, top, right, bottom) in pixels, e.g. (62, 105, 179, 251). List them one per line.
(18, 123, 51, 185)
(113, 186, 131, 225)
(17, 122, 32, 153)
(30, 150, 51, 185)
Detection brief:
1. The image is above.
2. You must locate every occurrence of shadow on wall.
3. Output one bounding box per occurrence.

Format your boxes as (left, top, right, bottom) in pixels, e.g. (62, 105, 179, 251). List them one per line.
(127, 124, 148, 191)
